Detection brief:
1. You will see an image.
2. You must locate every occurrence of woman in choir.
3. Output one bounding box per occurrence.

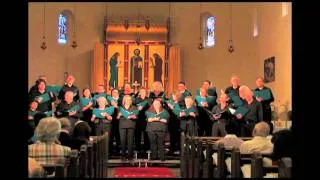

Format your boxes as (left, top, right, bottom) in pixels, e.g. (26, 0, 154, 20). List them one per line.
(92, 85, 109, 108)
(91, 96, 115, 136)
(254, 76, 275, 134)
(166, 90, 182, 154)
(196, 80, 218, 97)
(195, 87, 217, 136)
(149, 81, 166, 102)
(134, 87, 152, 153)
(119, 83, 135, 106)
(174, 96, 198, 136)
(117, 95, 139, 160)
(225, 75, 243, 108)
(29, 79, 55, 116)
(145, 98, 170, 161)
(80, 88, 94, 135)
(211, 93, 234, 137)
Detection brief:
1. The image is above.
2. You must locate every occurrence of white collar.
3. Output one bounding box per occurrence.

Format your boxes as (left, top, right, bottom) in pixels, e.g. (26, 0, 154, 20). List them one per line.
(224, 134, 238, 138)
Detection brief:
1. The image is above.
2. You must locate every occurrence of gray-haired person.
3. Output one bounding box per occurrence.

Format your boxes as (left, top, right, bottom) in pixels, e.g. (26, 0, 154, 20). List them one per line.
(28, 117, 71, 166)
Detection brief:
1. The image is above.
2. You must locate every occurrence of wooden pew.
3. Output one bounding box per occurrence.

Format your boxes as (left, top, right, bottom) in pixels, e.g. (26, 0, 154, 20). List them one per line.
(279, 157, 292, 178)
(202, 140, 214, 178)
(67, 149, 79, 178)
(92, 137, 99, 178)
(87, 141, 93, 178)
(79, 144, 88, 178)
(102, 132, 109, 178)
(180, 133, 189, 178)
(42, 164, 65, 178)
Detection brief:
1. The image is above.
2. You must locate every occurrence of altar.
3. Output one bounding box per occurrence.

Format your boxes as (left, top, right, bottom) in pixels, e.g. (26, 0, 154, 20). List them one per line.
(91, 16, 181, 94)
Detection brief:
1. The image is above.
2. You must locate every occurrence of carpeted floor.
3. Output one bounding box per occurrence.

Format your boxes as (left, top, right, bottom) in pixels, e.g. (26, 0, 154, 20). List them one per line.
(113, 167, 177, 178)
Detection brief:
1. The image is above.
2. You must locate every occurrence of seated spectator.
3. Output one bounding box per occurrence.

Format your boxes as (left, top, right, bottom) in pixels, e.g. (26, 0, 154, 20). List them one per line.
(28, 117, 71, 165)
(70, 120, 91, 150)
(240, 121, 273, 154)
(58, 118, 72, 147)
(28, 158, 45, 178)
(271, 129, 293, 160)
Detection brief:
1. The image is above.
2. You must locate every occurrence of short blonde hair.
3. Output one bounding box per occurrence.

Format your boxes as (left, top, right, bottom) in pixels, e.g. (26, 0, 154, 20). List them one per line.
(97, 96, 108, 106)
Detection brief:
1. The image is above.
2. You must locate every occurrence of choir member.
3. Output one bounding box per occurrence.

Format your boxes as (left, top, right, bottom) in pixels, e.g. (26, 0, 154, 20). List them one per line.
(174, 96, 198, 136)
(254, 77, 275, 134)
(117, 95, 139, 160)
(58, 74, 80, 102)
(92, 84, 109, 108)
(195, 87, 217, 136)
(56, 91, 82, 128)
(28, 101, 40, 131)
(177, 81, 192, 108)
(146, 98, 170, 161)
(80, 88, 94, 134)
(235, 89, 263, 137)
(211, 93, 234, 136)
(196, 80, 218, 97)
(149, 81, 166, 102)
(91, 96, 115, 136)
(119, 83, 135, 106)
(108, 88, 121, 154)
(225, 75, 244, 108)
(29, 79, 55, 116)
(133, 87, 152, 153)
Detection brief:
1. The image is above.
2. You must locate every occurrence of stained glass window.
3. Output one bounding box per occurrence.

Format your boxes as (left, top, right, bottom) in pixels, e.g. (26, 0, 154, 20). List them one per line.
(58, 13, 68, 44)
(205, 16, 215, 47)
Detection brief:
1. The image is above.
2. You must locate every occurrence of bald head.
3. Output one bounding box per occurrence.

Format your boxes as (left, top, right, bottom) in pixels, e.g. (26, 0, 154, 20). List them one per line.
(252, 122, 270, 137)
(239, 85, 251, 99)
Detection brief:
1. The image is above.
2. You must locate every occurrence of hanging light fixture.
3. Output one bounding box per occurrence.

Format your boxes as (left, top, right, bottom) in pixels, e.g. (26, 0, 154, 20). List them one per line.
(41, 3, 47, 50)
(145, 16, 150, 31)
(71, 3, 78, 48)
(136, 3, 141, 45)
(198, 2, 203, 50)
(228, 3, 234, 53)
(167, 2, 172, 47)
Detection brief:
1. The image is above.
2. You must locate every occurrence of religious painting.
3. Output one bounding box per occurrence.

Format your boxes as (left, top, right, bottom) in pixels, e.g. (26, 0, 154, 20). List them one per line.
(107, 45, 124, 89)
(264, 56, 275, 83)
(129, 45, 145, 86)
(149, 45, 165, 86)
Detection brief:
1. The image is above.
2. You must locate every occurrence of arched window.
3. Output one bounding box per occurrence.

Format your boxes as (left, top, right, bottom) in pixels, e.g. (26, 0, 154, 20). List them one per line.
(201, 12, 216, 48)
(58, 13, 68, 44)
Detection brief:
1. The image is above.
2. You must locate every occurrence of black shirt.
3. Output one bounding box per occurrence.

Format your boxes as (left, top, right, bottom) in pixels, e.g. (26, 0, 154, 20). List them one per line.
(243, 99, 263, 123)
(58, 84, 80, 102)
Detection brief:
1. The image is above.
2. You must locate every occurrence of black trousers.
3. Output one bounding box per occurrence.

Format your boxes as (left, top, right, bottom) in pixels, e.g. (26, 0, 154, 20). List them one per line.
(147, 131, 166, 160)
(110, 113, 121, 152)
(135, 128, 150, 151)
(212, 120, 227, 137)
(119, 128, 135, 158)
(94, 121, 111, 136)
(168, 111, 180, 152)
(237, 121, 255, 137)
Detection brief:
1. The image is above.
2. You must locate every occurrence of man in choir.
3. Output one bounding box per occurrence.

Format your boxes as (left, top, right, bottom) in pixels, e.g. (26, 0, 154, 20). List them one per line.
(134, 88, 152, 153)
(196, 80, 217, 97)
(254, 77, 275, 134)
(149, 81, 166, 102)
(119, 83, 135, 106)
(177, 81, 192, 108)
(58, 74, 80, 102)
(56, 91, 82, 129)
(109, 52, 120, 89)
(92, 84, 109, 108)
(28, 101, 39, 130)
(225, 75, 243, 108)
(146, 98, 170, 161)
(235, 88, 263, 137)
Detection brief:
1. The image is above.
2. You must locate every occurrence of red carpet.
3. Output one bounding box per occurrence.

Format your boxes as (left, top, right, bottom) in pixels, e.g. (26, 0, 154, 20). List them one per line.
(114, 167, 176, 178)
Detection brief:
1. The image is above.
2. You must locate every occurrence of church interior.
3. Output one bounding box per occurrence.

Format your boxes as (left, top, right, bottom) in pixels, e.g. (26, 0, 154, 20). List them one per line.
(28, 2, 292, 178)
